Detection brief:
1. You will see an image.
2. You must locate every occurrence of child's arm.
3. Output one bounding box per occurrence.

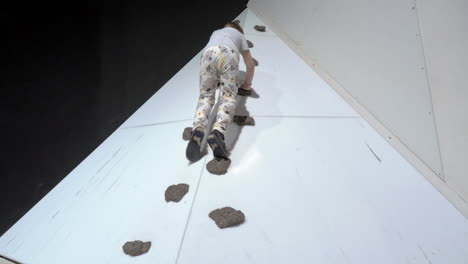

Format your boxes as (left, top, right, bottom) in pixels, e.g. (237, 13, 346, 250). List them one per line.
(241, 50, 255, 90)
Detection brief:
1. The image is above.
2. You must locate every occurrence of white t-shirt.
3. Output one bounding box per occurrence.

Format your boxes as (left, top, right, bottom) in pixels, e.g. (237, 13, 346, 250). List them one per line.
(204, 27, 249, 54)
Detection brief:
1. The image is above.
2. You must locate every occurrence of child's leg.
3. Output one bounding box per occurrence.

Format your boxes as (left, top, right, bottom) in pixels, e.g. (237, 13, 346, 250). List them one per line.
(187, 48, 220, 162)
(192, 49, 218, 132)
(212, 48, 240, 135)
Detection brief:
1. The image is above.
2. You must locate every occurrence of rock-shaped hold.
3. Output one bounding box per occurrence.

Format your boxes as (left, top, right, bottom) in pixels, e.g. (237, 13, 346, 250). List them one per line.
(254, 25, 266, 32)
(237, 87, 252, 96)
(209, 207, 245, 229)
(122, 240, 151, 256)
(253, 58, 258, 66)
(165, 184, 189, 202)
(247, 40, 254, 48)
(233, 116, 255, 126)
(206, 157, 231, 175)
(182, 127, 192, 141)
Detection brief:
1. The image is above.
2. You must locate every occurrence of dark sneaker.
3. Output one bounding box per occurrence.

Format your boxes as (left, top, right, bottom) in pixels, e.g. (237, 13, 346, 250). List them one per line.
(237, 87, 252, 96)
(207, 129, 230, 158)
(186, 127, 204, 162)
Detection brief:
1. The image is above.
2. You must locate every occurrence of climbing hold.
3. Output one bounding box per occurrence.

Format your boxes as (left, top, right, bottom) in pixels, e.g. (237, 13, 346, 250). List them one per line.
(122, 240, 151, 256)
(165, 184, 189, 203)
(253, 58, 258, 66)
(206, 157, 231, 175)
(209, 207, 245, 229)
(254, 25, 266, 32)
(233, 116, 255, 126)
(182, 127, 192, 141)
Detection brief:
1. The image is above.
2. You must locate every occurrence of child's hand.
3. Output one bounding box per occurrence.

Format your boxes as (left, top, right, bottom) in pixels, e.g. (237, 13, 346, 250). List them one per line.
(241, 83, 252, 90)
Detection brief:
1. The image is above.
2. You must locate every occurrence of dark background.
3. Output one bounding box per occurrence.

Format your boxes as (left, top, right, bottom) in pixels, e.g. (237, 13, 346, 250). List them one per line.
(1, 0, 248, 236)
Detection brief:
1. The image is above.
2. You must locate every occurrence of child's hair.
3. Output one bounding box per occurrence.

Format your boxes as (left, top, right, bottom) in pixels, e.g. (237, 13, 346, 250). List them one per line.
(224, 22, 244, 34)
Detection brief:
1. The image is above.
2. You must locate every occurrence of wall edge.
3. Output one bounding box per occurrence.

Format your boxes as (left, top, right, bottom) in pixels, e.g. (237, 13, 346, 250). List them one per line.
(247, 2, 468, 219)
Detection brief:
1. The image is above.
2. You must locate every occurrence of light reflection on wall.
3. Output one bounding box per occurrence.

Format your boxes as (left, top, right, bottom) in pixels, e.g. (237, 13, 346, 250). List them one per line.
(231, 149, 261, 175)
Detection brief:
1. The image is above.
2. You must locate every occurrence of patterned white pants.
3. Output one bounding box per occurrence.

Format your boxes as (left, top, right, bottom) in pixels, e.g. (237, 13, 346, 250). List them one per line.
(192, 45, 239, 135)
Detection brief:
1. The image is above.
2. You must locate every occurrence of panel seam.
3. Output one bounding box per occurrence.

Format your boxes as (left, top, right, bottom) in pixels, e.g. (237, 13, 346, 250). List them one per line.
(121, 119, 192, 129)
(413, 0, 446, 180)
(175, 156, 208, 263)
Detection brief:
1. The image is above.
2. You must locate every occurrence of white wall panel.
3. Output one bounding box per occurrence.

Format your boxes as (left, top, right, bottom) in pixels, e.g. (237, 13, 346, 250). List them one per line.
(249, 0, 443, 177)
(417, 0, 468, 198)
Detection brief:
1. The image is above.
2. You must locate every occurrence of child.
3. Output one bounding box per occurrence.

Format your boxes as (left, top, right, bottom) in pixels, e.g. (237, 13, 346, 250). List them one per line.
(186, 22, 255, 162)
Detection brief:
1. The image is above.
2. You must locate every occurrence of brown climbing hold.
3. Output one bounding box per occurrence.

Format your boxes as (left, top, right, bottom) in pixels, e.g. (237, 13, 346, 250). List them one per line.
(237, 87, 253, 96)
(247, 40, 254, 48)
(233, 116, 255, 126)
(209, 207, 245, 229)
(254, 25, 266, 32)
(206, 157, 231, 175)
(182, 127, 192, 141)
(165, 184, 189, 203)
(253, 58, 258, 66)
(122, 240, 151, 256)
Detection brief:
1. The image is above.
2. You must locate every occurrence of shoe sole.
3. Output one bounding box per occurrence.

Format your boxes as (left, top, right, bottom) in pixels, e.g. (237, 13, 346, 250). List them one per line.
(207, 133, 229, 158)
(186, 139, 202, 162)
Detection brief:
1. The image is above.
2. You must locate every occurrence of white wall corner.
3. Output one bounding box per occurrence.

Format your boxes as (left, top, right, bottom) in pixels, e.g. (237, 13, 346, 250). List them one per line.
(248, 2, 468, 219)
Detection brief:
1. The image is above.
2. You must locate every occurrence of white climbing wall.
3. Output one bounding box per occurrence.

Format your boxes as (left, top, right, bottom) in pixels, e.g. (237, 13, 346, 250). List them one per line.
(248, 0, 443, 179)
(248, 0, 468, 217)
(416, 0, 468, 207)
(1, 9, 468, 264)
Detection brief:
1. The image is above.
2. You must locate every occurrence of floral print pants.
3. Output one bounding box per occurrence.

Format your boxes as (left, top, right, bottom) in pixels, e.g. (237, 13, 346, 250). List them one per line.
(192, 45, 239, 135)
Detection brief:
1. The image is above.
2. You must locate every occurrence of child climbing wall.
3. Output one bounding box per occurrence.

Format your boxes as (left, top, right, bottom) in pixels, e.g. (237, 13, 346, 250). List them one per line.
(186, 21, 255, 162)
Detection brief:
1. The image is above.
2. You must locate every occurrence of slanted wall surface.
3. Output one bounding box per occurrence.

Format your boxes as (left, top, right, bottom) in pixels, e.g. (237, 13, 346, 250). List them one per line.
(1, 9, 468, 264)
